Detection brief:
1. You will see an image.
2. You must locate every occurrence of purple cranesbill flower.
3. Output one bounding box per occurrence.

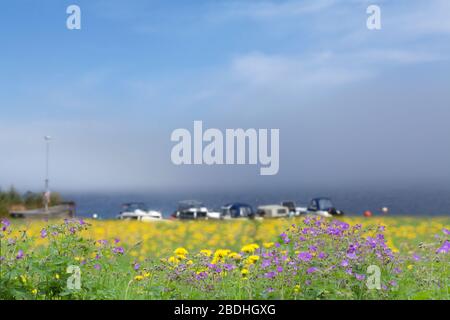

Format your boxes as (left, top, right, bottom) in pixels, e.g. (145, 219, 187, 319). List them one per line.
(265, 287, 274, 293)
(412, 253, 421, 261)
(78, 218, 86, 225)
(261, 259, 271, 268)
(69, 227, 76, 234)
(16, 250, 24, 260)
(196, 271, 208, 280)
(366, 237, 377, 249)
(339, 222, 350, 230)
(355, 274, 365, 281)
(389, 280, 398, 287)
(40, 228, 47, 238)
(345, 268, 353, 275)
(1, 218, 10, 231)
(346, 252, 358, 260)
(443, 228, 450, 235)
(306, 267, 318, 274)
(112, 246, 124, 255)
(298, 251, 312, 262)
(275, 242, 281, 248)
(94, 264, 101, 270)
(223, 264, 235, 271)
(114, 238, 120, 244)
(393, 267, 402, 274)
(265, 271, 276, 279)
(376, 233, 385, 242)
(436, 240, 450, 254)
(133, 263, 140, 271)
(97, 239, 108, 245)
(318, 252, 326, 259)
(276, 266, 283, 273)
(340, 259, 349, 267)
(80, 260, 87, 265)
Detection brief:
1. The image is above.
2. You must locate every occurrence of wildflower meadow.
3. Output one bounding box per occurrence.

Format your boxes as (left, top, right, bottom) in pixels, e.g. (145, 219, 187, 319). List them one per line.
(1, 216, 449, 300)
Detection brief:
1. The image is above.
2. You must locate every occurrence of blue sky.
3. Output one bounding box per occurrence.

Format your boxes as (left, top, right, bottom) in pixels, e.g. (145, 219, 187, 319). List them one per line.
(1, 0, 450, 192)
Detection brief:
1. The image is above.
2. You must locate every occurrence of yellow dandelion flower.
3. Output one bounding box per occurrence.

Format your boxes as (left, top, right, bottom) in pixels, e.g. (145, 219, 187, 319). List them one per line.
(241, 268, 249, 277)
(134, 275, 144, 281)
(174, 247, 188, 256)
(55, 274, 60, 280)
(407, 264, 413, 270)
(263, 242, 274, 249)
(200, 249, 212, 257)
(214, 249, 231, 259)
(228, 252, 242, 260)
(31, 288, 38, 295)
(247, 255, 260, 264)
(241, 244, 259, 254)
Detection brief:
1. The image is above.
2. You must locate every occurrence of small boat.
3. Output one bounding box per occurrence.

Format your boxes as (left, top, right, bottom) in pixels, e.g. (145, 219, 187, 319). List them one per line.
(256, 205, 290, 218)
(306, 198, 344, 217)
(220, 203, 255, 219)
(117, 202, 163, 221)
(281, 201, 307, 216)
(172, 200, 209, 220)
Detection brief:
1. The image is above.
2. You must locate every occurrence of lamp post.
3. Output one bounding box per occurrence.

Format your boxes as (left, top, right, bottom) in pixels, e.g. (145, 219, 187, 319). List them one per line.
(44, 136, 51, 211)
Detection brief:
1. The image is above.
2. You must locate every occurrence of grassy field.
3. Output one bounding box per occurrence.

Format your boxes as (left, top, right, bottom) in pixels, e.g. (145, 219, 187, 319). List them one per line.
(1, 216, 449, 300)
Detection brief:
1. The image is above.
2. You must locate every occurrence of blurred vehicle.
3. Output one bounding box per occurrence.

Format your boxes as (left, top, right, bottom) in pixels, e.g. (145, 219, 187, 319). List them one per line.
(220, 203, 255, 219)
(281, 201, 307, 216)
(307, 198, 344, 218)
(257, 205, 289, 218)
(117, 202, 163, 221)
(172, 200, 209, 220)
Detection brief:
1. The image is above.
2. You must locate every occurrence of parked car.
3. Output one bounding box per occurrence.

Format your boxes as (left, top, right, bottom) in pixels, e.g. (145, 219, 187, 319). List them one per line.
(281, 201, 307, 216)
(306, 198, 344, 217)
(257, 205, 289, 218)
(221, 203, 255, 219)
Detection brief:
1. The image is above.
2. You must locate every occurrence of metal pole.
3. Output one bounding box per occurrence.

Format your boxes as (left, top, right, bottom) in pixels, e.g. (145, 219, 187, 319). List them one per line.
(45, 139, 49, 191)
(44, 136, 51, 211)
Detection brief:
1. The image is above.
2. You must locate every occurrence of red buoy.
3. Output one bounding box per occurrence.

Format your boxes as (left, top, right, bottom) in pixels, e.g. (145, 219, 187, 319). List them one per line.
(364, 210, 373, 217)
